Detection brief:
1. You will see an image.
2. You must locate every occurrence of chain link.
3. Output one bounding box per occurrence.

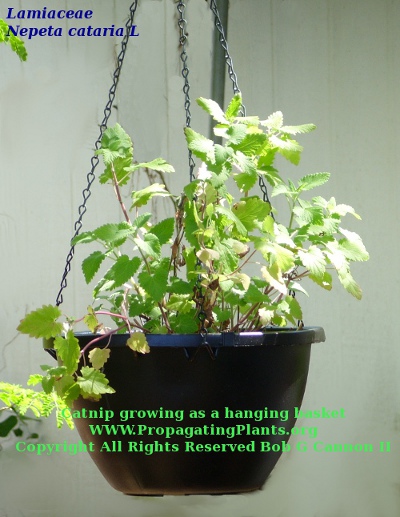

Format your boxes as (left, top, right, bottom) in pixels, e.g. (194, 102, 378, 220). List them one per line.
(55, 1, 139, 306)
(207, 0, 272, 208)
(177, 1, 196, 181)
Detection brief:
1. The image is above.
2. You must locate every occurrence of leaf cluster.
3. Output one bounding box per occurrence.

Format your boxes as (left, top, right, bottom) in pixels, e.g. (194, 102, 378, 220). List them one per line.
(17, 94, 369, 405)
(0, 381, 73, 443)
(0, 19, 27, 61)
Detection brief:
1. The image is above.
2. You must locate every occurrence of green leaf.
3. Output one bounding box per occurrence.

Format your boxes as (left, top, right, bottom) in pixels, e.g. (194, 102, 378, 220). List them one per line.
(232, 197, 271, 231)
(270, 135, 303, 165)
(225, 94, 243, 119)
(260, 111, 283, 131)
(17, 305, 63, 339)
(284, 295, 303, 320)
(332, 203, 361, 220)
(298, 246, 326, 278)
(169, 312, 198, 333)
(104, 255, 141, 288)
(294, 203, 325, 226)
(0, 20, 28, 61)
(76, 367, 115, 399)
(230, 133, 266, 155)
(281, 123, 316, 135)
(149, 218, 175, 245)
(97, 124, 134, 186)
(89, 348, 111, 370)
(184, 127, 215, 163)
(92, 222, 136, 245)
(337, 268, 363, 300)
(227, 124, 248, 145)
(168, 277, 195, 295)
(197, 97, 228, 124)
(98, 124, 133, 165)
(339, 229, 369, 262)
(82, 251, 106, 284)
(54, 332, 80, 375)
(134, 233, 161, 260)
(166, 294, 194, 314)
(298, 172, 330, 191)
(138, 258, 170, 302)
(83, 307, 101, 332)
(215, 205, 247, 236)
(309, 271, 333, 291)
(130, 158, 174, 174)
(127, 333, 150, 354)
(261, 263, 287, 295)
(131, 183, 171, 209)
(71, 231, 96, 245)
(0, 415, 18, 437)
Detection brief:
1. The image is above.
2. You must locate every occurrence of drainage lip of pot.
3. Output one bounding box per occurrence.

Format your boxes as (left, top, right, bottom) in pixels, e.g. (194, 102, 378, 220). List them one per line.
(44, 326, 325, 352)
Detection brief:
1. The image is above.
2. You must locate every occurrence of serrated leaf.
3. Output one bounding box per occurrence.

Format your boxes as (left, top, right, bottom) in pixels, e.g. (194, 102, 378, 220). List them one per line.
(93, 222, 135, 245)
(97, 124, 134, 186)
(332, 203, 361, 219)
(197, 97, 228, 124)
(76, 367, 115, 398)
(98, 124, 133, 165)
(261, 263, 287, 295)
(166, 294, 194, 314)
(130, 158, 174, 174)
(148, 218, 175, 245)
(104, 255, 141, 288)
(232, 197, 271, 231)
(131, 183, 171, 209)
(127, 333, 150, 354)
(54, 332, 80, 375)
(230, 133, 266, 155)
(184, 127, 215, 163)
(258, 308, 274, 326)
(227, 124, 248, 145)
(225, 94, 243, 119)
(261, 111, 283, 131)
(339, 238, 369, 262)
(83, 307, 101, 333)
(138, 258, 169, 302)
(82, 251, 106, 284)
(17, 305, 63, 339)
(169, 312, 198, 333)
(168, 277, 195, 295)
(281, 123, 316, 135)
(215, 205, 247, 236)
(134, 233, 161, 260)
(339, 229, 369, 261)
(196, 248, 220, 268)
(284, 296, 303, 320)
(71, 231, 96, 245)
(298, 172, 330, 191)
(337, 268, 363, 300)
(309, 271, 333, 291)
(298, 246, 326, 278)
(89, 348, 111, 370)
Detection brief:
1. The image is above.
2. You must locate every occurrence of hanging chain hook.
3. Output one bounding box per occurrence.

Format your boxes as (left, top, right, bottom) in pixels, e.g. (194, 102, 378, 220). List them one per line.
(55, 1, 139, 307)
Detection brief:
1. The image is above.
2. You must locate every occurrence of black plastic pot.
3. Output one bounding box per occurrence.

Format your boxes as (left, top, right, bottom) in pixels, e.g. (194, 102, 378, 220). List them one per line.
(56, 328, 325, 495)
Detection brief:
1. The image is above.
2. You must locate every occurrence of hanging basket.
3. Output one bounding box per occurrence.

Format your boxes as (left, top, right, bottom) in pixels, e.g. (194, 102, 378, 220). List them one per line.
(51, 327, 325, 496)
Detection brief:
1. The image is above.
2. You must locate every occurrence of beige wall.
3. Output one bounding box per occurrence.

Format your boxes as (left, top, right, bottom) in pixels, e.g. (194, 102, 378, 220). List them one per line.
(1, 1, 399, 516)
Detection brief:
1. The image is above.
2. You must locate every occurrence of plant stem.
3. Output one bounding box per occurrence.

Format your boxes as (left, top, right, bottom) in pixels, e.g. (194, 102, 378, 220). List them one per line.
(111, 163, 132, 225)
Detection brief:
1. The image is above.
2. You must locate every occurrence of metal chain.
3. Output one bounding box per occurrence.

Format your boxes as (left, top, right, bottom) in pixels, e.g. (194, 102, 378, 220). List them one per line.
(176, 1, 208, 340)
(208, 0, 272, 208)
(177, 0, 196, 181)
(55, 1, 139, 306)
